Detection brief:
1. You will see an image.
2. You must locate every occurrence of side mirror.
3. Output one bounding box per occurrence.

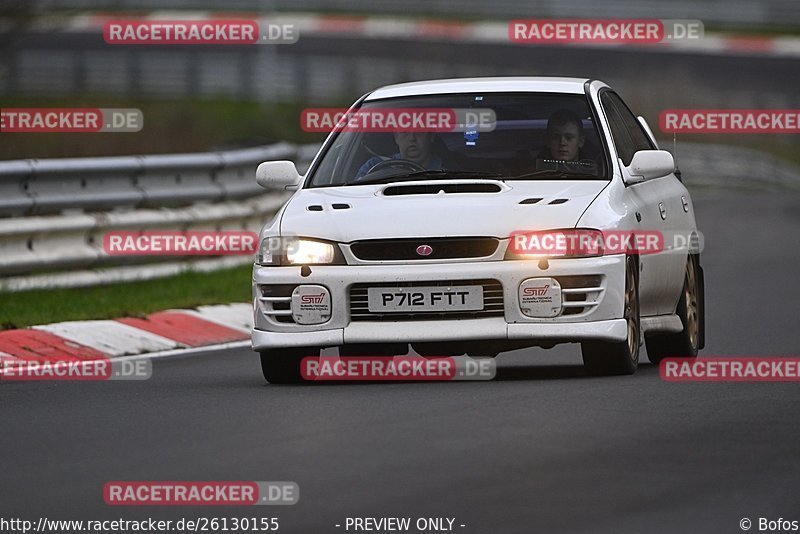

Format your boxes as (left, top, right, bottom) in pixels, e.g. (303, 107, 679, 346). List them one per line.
(623, 150, 675, 185)
(256, 161, 302, 191)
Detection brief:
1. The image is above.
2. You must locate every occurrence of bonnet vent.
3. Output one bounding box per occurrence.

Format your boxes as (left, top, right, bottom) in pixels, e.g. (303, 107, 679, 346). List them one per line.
(383, 183, 502, 196)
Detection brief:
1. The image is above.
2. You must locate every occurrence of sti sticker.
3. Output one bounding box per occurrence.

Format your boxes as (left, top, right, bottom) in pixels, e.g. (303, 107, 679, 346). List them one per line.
(291, 285, 332, 325)
(519, 278, 562, 317)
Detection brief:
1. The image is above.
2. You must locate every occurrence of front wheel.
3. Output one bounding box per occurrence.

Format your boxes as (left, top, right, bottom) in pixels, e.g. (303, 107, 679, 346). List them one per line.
(645, 255, 702, 365)
(581, 256, 640, 376)
(260, 347, 319, 384)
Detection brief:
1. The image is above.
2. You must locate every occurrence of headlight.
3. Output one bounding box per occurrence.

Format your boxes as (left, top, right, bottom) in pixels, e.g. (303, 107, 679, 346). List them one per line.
(257, 237, 340, 265)
(506, 229, 605, 259)
(287, 239, 335, 264)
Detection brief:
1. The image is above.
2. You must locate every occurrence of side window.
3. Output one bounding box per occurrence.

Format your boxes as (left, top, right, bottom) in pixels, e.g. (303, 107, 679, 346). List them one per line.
(310, 140, 344, 186)
(602, 92, 655, 166)
(600, 92, 637, 165)
(608, 93, 655, 152)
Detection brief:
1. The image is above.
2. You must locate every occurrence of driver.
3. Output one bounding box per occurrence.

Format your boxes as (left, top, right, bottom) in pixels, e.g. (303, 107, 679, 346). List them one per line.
(539, 109, 585, 162)
(355, 131, 442, 180)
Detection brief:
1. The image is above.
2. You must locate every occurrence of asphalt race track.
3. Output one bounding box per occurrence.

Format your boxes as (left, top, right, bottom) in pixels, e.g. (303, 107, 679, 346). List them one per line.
(2, 191, 799, 533)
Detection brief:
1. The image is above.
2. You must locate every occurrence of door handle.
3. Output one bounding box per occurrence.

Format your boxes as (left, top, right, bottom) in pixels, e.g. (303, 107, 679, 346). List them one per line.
(659, 202, 667, 220)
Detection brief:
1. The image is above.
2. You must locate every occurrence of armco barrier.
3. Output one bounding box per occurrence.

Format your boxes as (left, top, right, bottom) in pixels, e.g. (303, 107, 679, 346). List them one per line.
(0, 142, 305, 218)
(0, 161, 36, 217)
(0, 142, 319, 291)
(0, 197, 289, 277)
(671, 142, 800, 191)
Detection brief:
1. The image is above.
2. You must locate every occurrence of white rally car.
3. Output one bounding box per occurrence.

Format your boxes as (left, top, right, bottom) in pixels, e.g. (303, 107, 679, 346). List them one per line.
(251, 77, 704, 383)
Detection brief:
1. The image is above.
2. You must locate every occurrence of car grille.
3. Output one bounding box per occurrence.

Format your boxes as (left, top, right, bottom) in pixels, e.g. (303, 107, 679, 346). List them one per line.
(349, 237, 499, 261)
(349, 279, 504, 321)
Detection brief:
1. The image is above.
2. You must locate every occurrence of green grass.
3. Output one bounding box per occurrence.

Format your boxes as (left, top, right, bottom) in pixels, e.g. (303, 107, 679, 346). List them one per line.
(0, 265, 252, 330)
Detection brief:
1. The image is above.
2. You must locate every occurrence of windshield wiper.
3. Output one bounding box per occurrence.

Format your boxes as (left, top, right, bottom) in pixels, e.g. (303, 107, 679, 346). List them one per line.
(401, 169, 504, 179)
(503, 169, 600, 180)
(349, 169, 503, 186)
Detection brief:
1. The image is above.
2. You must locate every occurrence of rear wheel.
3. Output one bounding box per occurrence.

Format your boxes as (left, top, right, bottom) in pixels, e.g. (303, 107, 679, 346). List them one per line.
(581, 256, 640, 376)
(260, 347, 319, 384)
(645, 255, 701, 365)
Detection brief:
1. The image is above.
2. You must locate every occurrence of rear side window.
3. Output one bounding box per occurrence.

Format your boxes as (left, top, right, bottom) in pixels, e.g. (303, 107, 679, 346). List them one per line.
(600, 92, 654, 166)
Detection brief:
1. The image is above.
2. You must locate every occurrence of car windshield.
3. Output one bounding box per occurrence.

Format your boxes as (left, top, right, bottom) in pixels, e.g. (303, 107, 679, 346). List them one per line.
(306, 92, 609, 187)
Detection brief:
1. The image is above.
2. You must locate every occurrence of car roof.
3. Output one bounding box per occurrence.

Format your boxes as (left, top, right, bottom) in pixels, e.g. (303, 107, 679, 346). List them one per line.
(365, 77, 595, 100)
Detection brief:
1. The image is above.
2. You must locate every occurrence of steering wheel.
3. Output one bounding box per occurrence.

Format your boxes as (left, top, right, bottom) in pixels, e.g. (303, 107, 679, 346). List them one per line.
(366, 159, 426, 175)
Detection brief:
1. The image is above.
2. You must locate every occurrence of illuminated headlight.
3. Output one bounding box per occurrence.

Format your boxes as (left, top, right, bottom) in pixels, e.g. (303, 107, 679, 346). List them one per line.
(287, 239, 335, 264)
(257, 237, 339, 265)
(505, 229, 605, 259)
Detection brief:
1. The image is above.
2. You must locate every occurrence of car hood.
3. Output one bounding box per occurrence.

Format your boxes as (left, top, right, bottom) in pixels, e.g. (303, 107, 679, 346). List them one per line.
(279, 179, 609, 241)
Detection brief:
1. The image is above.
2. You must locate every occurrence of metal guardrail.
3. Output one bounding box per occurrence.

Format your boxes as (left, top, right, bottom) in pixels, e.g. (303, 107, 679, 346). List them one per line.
(673, 143, 800, 191)
(0, 142, 313, 218)
(0, 142, 320, 291)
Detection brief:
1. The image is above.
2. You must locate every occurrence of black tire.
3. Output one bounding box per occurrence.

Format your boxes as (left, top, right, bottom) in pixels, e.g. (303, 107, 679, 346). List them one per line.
(259, 347, 319, 384)
(645, 255, 702, 365)
(581, 255, 640, 376)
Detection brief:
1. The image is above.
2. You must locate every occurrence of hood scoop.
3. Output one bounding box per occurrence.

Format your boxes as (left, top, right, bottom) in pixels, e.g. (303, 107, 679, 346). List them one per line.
(382, 182, 503, 196)
(548, 198, 569, 205)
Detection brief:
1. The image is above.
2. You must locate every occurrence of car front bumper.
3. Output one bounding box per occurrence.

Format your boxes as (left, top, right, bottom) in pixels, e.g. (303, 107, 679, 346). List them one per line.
(251, 255, 627, 351)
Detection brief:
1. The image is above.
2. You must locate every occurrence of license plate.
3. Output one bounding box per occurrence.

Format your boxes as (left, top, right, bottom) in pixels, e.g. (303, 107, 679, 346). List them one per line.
(367, 285, 484, 313)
